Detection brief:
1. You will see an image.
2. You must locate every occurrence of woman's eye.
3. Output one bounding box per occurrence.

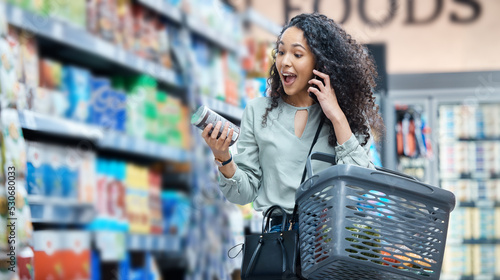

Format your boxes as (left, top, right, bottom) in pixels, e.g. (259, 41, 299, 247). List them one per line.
(277, 51, 284, 55)
(295, 54, 302, 58)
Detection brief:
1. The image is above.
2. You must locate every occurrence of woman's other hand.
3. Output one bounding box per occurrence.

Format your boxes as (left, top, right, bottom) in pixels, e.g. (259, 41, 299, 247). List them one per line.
(201, 121, 233, 162)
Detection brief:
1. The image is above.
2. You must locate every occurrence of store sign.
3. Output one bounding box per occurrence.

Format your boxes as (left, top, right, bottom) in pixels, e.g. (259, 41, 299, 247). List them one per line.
(284, 0, 481, 26)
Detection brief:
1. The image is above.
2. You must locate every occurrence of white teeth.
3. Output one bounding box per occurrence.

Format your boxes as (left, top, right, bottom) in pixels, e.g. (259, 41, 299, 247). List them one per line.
(282, 73, 295, 77)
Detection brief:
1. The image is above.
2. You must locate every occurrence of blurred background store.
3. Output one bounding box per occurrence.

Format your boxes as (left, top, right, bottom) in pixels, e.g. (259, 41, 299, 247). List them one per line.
(0, 0, 499, 279)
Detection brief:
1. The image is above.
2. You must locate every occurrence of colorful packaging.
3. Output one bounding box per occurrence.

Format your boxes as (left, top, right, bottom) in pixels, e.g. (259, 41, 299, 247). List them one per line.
(33, 231, 64, 280)
(61, 147, 80, 198)
(1, 109, 27, 178)
(26, 141, 45, 195)
(62, 231, 91, 279)
(63, 66, 91, 123)
(18, 246, 35, 279)
(44, 145, 64, 197)
(89, 77, 112, 128)
(0, 36, 21, 108)
(98, 0, 117, 43)
(20, 28, 39, 89)
(107, 160, 126, 221)
(149, 171, 163, 234)
(79, 151, 96, 204)
(95, 158, 109, 216)
(39, 58, 63, 90)
(29, 87, 53, 115)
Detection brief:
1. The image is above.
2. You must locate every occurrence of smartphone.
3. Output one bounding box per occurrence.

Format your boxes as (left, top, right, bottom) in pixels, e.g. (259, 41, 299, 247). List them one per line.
(309, 75, 324, 102)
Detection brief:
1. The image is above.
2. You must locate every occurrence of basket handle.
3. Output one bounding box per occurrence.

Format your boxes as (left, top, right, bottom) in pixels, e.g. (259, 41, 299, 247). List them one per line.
(374, 166, 419, 181)
(306, 152, 336, 179)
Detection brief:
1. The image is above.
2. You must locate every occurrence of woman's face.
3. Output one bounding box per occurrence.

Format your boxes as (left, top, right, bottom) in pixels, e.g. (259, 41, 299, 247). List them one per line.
(275, 26, 315, 98)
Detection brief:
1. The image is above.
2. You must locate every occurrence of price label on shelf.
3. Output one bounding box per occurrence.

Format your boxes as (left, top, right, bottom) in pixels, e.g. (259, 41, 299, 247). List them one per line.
(21, 110, 38, 130)
(52, 22, 63, 40)
(116, 49, 127, 64)
(136, 58, 146, 72)
(95, 39, 115, 59)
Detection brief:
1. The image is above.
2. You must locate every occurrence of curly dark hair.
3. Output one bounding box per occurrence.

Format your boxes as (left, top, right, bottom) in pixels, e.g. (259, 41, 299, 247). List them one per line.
(262, 13, 384, 146)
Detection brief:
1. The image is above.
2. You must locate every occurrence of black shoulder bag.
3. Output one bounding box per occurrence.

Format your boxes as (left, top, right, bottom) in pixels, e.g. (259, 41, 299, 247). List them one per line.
(240, 117, 325, 280)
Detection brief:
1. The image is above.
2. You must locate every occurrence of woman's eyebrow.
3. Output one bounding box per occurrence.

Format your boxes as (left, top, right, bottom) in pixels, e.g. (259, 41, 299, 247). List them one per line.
(278, 41, 306, 50)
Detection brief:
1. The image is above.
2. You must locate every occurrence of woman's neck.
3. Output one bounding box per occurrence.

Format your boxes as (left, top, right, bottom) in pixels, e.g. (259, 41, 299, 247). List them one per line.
(283, 94, 315, 107)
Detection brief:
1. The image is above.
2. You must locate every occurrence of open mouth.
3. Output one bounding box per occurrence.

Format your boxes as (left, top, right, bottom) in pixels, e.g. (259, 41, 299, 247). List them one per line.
(282, 73, 297, 86)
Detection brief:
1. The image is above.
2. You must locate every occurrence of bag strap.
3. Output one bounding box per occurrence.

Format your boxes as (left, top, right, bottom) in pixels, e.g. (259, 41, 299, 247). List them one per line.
(301, 116, 325, 184)
(244, 238, 263, 278)
(263, 205, 288, 233)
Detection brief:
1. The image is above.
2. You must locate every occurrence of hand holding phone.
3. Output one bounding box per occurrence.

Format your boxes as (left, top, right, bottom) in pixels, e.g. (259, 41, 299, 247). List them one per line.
(309, 75, 324, 102)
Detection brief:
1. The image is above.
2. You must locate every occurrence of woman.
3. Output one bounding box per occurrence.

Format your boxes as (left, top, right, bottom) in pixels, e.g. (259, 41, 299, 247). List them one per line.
(202, 13, 384, 222)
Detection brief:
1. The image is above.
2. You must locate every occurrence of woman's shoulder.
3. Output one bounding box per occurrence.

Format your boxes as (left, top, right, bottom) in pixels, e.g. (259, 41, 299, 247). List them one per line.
(244, 97, 273, 114)
(246, 96, 272, 108)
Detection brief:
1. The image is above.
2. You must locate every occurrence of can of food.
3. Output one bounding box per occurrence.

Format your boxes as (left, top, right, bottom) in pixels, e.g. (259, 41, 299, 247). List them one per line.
(191, 105, 240, 146)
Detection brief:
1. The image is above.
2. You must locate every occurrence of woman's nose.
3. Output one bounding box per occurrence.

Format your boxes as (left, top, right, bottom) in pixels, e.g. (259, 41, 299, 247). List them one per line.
(282, 53, 292, 67)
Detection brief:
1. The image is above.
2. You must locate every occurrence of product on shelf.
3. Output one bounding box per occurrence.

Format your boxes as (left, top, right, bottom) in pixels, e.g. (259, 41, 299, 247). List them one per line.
(63, 66, 92, 123)
(149, 170, 163, 234)
(0, 33, 22, 108)
(1, 108, 27, 177)
(44, 145, 64, 197)
(441, 245, 473, 277)
(161, 191, 190, 237)
(39, 58, 63, 90)
(17, 246, 35, 279)
(125, 163, 150, 234)
(62, 230, 91, 279)
(79, 150, 96, 204)
(26, 141, 45, 195)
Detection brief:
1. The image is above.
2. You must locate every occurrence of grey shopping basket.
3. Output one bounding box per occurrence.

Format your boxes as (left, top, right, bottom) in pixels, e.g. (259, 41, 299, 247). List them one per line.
(295, 152, 456, 280)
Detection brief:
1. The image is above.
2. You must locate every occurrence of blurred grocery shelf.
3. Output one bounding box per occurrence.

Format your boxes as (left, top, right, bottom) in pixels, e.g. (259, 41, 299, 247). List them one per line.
(98, 130, 191, 162)
(243, 8, 282, 36)
(186, 15, 240, 54)
(4, 3, 180, 87)
(199, 96, 244, 120)
(19, 110, 191, 162)
(127, 234, 181, 252)
(27, 195, 96, 224)
(137, 0, 182, 23)
(19, 110, 103, 140)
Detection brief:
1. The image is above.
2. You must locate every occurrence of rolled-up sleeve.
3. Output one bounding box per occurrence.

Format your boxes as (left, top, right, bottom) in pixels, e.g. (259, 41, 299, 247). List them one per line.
(335, 133, 375, 169)
(218, 101, 262, 205)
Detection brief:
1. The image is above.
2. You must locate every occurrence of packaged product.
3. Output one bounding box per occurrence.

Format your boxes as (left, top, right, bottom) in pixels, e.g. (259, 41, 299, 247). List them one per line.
(106, 160, 126, 221)
(15, 183, 33, 248)
(17, 246, 35, 279)
(1, 109, 27, 178)
(89, 77, 112, 128)
(0, 184, 7, 252)
(0, 36, 21, 109)
(96, 158, 109, 216)
(116, 0, 134, 50)
(157, 20, 172, 68)
(98, 0, 117, 43)
(39, 58, 63, 90)
(61, 147, 80, 199)
(78, 150, 96, 204)
(62, 66, 91, 122)
(7, 27, 23, 83)
(33, 231, 64, 279)
(86, 0, 99, 35)
(62, 231, 91, 279)
(26, 141, 45, 195)
(43, 145, 64, 197)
